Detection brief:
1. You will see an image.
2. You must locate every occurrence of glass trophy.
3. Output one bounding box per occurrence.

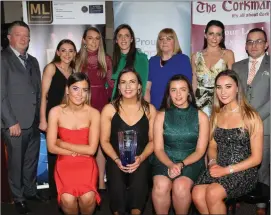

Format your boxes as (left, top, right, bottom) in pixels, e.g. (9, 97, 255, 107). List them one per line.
(118, 130, 137, 166)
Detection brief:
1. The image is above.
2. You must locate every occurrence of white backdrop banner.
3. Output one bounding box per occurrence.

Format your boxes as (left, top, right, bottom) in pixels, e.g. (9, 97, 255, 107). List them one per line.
(192, 1, 270, 61)
(113, 2, 191, 58)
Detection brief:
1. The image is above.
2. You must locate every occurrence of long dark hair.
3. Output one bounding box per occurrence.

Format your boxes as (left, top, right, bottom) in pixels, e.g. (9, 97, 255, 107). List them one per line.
(51, 39, 77, 69)
(112, 67, 149, 113)
(160, 74, 197, 111)
(62, 72, 91, 105)
(113, 24, 136, 74)
(203, 20, 226, 49)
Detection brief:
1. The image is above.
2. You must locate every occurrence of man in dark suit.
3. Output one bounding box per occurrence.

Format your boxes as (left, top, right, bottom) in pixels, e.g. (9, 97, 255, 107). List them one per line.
(232, 28, 270, 215)
(1, 21, 43, 214)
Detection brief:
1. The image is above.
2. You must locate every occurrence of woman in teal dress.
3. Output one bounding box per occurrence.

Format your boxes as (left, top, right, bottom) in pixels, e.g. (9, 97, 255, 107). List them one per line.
(111, 24, 148, 99)
(152, 74, 209, 215)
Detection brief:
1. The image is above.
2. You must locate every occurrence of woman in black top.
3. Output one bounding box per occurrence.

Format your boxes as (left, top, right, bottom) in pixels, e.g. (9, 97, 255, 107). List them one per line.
(39, 39, 76, 198)
(100, 67, 156, 215)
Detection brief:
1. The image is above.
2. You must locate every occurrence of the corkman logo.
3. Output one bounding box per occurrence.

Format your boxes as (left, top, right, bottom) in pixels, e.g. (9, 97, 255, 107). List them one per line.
(27, 1, 53, 24)
(196, 1, 270, 13)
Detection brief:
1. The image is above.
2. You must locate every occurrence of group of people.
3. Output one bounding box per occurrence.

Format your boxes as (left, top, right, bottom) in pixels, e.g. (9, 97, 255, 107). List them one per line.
(1, 18, 269, 215)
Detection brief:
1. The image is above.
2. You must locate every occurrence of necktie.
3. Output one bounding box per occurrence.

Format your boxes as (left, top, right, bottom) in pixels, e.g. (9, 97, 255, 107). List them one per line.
(19, 54, 32, 76)
(247, 60, 258, 85)
(19, 54, 28, 68)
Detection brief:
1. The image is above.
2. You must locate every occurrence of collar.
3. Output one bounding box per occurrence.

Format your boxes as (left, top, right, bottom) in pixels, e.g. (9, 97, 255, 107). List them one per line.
(249, 54, 265, 63)
(9, 45, 28, 58)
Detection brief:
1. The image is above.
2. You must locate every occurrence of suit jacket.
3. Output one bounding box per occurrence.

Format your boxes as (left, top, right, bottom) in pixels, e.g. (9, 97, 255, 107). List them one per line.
(232, 54, 270, 135)
(1, 46, 41, 129)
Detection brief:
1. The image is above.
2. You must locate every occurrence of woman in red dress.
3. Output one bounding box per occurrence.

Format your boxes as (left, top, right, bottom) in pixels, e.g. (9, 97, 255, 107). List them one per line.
(76, 27, 114, 191)
(47, 72, 101, 215)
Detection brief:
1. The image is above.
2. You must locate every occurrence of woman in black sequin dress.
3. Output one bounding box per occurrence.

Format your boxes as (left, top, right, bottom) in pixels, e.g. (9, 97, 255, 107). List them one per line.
(192, 70, 264, 215)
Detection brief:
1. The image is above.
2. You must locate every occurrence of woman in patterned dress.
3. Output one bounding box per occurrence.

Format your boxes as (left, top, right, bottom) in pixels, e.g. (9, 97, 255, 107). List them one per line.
(192, 70, 263, 215)
(191, 20, 235, 117)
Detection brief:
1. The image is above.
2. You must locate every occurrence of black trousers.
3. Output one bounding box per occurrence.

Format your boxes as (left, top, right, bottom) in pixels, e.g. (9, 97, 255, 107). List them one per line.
(47, 152, 57, 198)
(2, 125, 40, 202)
(106, 159, 150, 214)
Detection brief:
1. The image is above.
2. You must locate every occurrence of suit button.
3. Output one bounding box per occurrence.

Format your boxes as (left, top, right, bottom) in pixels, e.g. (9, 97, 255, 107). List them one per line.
(33, 103, 36, 106)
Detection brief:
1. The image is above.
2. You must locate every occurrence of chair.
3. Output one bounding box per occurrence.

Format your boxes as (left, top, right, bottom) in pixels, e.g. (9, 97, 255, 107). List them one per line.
(226, 182, 270, 215)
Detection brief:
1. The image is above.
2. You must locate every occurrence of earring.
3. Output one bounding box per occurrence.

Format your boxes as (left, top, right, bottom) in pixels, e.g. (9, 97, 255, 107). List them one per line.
(84, 44, 87, 49)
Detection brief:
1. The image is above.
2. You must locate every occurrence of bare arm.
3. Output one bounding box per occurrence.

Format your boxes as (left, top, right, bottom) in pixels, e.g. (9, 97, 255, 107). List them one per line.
(191, 53, 198, 94)
(138, 105, 156, 162)
(144, 81, 152, 103)
(100, 104, 119, 161)
(207, 136, 218, 165)
(225, 49, 235, 69)
(153, 111, 174, 168)
(39, 63, 56, 131)
(58, 108, 100, 155)
(47, 107, 74, 155)
(182, 111, 209, 166)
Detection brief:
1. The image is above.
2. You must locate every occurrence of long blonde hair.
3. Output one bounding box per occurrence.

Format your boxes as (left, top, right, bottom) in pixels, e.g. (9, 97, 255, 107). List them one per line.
(75, 27, 107, 78)
(210, 70, 259, 139)
(156, 28, 182, 56)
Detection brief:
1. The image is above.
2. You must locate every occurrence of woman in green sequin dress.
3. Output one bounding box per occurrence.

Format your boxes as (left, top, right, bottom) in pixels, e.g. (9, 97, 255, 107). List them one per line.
(152, 74, 209, 215)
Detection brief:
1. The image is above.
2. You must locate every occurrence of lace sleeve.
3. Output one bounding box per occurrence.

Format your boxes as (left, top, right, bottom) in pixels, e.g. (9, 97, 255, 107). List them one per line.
(105, 55, 114, 89)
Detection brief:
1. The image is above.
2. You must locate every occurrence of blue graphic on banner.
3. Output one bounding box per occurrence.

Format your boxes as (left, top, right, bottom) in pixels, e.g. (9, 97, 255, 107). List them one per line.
(37, 133, 49, 189)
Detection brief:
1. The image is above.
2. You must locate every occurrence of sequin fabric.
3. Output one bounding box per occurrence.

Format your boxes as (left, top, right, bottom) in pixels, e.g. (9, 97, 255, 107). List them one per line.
(195, 127, 258, 199)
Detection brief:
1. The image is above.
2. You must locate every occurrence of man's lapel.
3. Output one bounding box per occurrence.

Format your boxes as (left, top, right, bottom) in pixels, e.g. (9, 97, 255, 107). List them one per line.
(251, 54, 269, 86)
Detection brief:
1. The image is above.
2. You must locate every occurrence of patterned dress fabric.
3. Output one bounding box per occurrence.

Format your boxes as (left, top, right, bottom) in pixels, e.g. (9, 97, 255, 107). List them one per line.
(196, 127, 258, 199)
(83, 50, 114, 112)
(195, 52, 227, 117)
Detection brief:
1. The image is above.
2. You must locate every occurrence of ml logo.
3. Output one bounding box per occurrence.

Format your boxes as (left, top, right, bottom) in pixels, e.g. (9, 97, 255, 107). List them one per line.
(27, 1, 53, 24)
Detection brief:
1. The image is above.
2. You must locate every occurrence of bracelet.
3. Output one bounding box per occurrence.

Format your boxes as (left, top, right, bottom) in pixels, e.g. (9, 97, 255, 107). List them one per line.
(228, 165, 234, 174)
(180, 161, 185, 169)
(208, 158, 217, 166)
(114, 157, 120, 162)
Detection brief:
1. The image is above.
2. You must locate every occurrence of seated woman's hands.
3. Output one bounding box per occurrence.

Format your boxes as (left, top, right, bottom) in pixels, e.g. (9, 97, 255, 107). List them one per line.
(209, 164, 229, 178)
(115, 158, 130, 173)
(126, 156, 142, 173)
(168, 163, 184, 179)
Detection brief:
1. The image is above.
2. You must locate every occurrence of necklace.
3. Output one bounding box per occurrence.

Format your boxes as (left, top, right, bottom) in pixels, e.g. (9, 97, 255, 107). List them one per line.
(223, 106, 239, 113)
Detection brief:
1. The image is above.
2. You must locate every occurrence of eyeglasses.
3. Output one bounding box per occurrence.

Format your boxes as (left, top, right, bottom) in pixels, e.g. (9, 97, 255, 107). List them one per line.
(246, 39, 266, 46)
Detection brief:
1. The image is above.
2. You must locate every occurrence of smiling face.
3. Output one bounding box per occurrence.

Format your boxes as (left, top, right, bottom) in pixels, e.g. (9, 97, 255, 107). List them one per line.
(205, 25, 223, 48)
(246, 31, 268, 59)
(215, 75, 238, 105)
(158, 33, 174, 54)
(83, 30, 101, 52)
(8, 26, 30, 54)
(56, 43, 76, 65)
(118, 71, 141, 99)
(116, 28, 133, 54)
(169, 80, 189, 108)
(66, 80, 90, 106)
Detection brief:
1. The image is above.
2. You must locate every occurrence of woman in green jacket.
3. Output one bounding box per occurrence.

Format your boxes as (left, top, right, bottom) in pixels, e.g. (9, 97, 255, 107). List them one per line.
(111, 24, 149, 100)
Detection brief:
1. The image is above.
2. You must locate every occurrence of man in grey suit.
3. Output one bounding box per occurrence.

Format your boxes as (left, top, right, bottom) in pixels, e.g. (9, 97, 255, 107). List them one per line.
(1, 21, 44, 214)
(232, 28, 270, 215)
